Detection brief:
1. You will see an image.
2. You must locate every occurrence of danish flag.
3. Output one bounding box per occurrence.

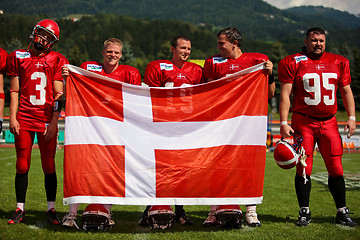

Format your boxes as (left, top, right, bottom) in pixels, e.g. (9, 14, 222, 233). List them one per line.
(63, 63, 269, 206)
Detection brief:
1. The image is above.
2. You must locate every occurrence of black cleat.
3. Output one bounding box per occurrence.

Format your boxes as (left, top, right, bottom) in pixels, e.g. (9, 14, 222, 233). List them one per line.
(8, 208, 25, 224)
(47, 208, 60, 225)
(296, 208, 311, 227)
(336, 208, 357, 227)
(175, 208, 193, 226)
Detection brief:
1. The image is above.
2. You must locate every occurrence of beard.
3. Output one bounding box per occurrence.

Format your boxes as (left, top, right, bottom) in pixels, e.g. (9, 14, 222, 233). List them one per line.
(34, 42, 46, 51)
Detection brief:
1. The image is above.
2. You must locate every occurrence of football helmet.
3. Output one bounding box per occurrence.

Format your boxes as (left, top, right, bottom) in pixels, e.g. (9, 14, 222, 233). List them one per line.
(273, 131, 303, 169)
(148, 205, 175, 229)
(215, 205, 242, 228)
(30, 19, 60, 51)
(81, 204, 113, 231)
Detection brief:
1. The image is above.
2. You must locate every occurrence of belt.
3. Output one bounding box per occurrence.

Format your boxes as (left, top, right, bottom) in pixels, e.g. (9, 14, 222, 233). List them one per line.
(294, 112, 334, 121)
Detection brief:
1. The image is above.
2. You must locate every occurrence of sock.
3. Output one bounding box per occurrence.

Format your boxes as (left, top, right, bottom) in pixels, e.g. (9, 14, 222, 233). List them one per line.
(295, 174, 311, 208)
(300, 207, 310, 213)
(45, 172, 57, 202)
(69, 203, 80, 215)
(16, 203, 25, 211)
(246, 205, 256, 212)
(328, 175, 346, 209)
(337, 207, 347, 213)
(47, 201, 55, 211)
(15, 172, 28, 204)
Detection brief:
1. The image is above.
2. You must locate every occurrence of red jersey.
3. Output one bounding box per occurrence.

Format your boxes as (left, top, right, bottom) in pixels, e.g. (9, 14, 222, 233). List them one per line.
(80, 61, 141, 85)
(278, 51, 351, 118)
(0, 48, 8, 74)
(203, 52, 268, 80)
(7, 49, 68, 131)
(144, 60, 203, 87)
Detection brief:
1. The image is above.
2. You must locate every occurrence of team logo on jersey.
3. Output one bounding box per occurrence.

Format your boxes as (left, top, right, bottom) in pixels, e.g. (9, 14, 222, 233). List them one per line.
(160, 63, 173, 71)
(294, 55, 308, 64)
(229, 64, 239, 71)
(35, 62, 44, 68)
(177, 73, 186, 80)
(87, 64, 102, 72)
(213, 57, 228, 64)
(316, 64, 325, 70)
(16, 51, 31, 59)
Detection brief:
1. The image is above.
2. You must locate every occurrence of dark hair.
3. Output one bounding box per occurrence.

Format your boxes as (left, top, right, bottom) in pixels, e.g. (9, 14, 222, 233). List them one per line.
(171, 36, 191, 48)
(217, 27, 242, 48)
(306, 27, 326, 38)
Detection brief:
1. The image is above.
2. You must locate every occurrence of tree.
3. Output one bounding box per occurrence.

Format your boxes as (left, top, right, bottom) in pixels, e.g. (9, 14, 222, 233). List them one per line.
(156, 41, 171, 60)
(351, 47, 360, 110)
(66, 45, 89, 67)
(269, 41, 288, 113)
(119, 42, 136, 66)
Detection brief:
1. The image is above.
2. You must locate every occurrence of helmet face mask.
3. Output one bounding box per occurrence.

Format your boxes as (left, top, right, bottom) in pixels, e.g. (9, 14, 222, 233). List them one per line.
(148, 205, 175, 229)
(30, 19, 60, 51)
(215, 205, 242, 228)
(273, 132, 303, 169)
(81, 204, 113, 231)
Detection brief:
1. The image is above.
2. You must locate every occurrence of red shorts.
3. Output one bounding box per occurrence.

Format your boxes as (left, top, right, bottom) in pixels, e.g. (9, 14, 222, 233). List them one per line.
(291, 112, 343, 177)
(15, 130, 57, 174)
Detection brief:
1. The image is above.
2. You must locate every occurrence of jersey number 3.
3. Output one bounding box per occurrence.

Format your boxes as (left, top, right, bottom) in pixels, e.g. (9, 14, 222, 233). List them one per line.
(303, 73, 336, 106)
(30, 72, 47, 106)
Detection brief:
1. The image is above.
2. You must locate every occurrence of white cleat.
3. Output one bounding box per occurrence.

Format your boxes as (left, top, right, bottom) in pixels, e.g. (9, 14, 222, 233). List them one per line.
(203, 210, 217, 226)
(245, 210, 261, 227)
(62, 213, 80, 229)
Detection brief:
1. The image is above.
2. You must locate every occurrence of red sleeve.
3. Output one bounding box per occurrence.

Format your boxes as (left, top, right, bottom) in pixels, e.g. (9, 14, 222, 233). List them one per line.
(0, 48, 8, 74)
(194, 64, 205, 84)
(53, 53, 69, 82)
(6, 51, 18, 77)
(203, 57, 215, 81)
(126, 66, 142, 86)
(144, 62, 162, 87)
(79, 62, 87, 69)
(278, 56, 296, 84)
(338, 57, 351, 87)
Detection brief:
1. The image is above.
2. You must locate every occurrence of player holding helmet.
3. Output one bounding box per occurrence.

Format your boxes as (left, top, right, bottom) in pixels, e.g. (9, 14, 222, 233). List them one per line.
(7, 19, 68, 224)
(278, 27, 357, 227)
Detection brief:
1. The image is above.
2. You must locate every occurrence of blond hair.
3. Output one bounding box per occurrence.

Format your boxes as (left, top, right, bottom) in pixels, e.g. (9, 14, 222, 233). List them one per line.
(103, 38, 123, 51)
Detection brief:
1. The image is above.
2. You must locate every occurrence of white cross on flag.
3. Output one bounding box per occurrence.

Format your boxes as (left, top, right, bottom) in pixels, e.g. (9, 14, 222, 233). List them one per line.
(63, 63, 269, 206)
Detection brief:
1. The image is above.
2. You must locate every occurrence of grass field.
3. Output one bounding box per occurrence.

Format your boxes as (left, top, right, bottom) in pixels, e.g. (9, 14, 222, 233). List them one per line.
(0, 147, 359, 240)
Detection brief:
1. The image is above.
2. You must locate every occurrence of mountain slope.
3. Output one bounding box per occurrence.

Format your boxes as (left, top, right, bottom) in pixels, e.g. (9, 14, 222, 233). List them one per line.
(1, 0, 359, 46)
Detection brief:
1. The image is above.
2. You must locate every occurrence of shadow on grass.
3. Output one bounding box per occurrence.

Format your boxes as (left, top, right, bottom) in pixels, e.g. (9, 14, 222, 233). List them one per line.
(2, 209, 359, 233)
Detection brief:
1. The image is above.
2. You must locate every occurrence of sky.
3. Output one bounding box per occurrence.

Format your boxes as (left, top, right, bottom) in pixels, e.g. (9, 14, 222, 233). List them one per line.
(263, 0, 360, 15)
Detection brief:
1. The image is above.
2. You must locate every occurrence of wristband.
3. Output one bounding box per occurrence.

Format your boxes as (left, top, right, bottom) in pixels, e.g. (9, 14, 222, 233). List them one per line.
(0, 92, 4, 99)
(349, 116, 356, 121)
(53, 99, 63, 112)
(10, 89, 19, 93)
(0, 117, 3, 122)
(55, 91, 64, 95)
(268, 73, 275, 84)
(280, 121, 288, 126)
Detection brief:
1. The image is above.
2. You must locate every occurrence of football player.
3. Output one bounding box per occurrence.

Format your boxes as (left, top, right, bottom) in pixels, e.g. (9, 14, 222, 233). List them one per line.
(138, 35, 204, 227)
(202, 27, 275, 228)
(61, 38, 141, 229)
(278, 27, 357, 227)
(7, 19, 68, 224)
(0, 48, 7, 133)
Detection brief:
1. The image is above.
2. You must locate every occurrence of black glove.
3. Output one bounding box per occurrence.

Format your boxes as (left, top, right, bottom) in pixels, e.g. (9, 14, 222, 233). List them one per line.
(0, 119, 2, 133)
